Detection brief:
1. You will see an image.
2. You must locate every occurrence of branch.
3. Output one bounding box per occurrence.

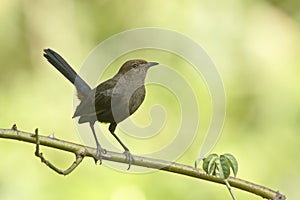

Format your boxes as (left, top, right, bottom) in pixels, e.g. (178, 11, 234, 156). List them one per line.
(0, 126, 286, 200)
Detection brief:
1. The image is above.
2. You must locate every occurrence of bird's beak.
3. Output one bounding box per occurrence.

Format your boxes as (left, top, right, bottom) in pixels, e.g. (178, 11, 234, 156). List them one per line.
(145, 62, 159, 68)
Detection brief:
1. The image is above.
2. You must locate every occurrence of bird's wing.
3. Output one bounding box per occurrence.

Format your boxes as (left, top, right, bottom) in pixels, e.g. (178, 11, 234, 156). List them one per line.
(73, 78, 119, 118)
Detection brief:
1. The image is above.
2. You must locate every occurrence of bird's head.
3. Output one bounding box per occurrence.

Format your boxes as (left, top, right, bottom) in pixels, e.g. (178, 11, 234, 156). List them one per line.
(117, 59, 159, 77)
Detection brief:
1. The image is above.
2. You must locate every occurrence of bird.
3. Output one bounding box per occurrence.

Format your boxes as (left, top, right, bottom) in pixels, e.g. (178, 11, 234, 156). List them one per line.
(43, 48, 158, 169)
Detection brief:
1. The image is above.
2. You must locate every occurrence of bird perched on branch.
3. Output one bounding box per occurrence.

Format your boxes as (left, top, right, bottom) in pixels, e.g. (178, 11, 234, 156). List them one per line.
(43, 48, 158, 169)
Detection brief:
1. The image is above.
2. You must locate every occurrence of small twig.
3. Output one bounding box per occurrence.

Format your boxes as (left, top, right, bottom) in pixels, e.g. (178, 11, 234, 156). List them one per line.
(225, 180, 237, 200)
(34, 128, 85, 175)
(0, 126, 286, 200)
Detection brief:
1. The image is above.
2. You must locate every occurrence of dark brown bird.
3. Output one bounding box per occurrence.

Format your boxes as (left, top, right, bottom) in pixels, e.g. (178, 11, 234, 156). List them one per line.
(43, 48, 158, 168)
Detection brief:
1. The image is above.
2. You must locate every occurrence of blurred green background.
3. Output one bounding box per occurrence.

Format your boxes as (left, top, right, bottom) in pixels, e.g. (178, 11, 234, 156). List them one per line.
(1, 0, 300, 199)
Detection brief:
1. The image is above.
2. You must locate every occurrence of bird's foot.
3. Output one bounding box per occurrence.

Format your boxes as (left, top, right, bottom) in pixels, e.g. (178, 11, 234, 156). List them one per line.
(93, 146, 107, 165)
(124, 150, 134, 170)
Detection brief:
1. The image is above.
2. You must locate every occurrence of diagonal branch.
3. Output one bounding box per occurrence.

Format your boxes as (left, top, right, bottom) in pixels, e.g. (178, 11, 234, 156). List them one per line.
(0, 126, 286, 200)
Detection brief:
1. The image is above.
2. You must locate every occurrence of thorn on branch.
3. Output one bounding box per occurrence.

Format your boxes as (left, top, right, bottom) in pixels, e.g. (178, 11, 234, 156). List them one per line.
(11, 124, 18, 131)
(48, 133, 57, 140)
(274, 191, 286, 200)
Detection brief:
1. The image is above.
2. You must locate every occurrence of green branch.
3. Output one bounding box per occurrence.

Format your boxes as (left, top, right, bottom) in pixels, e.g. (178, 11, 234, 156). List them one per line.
(0, 126, 286, 200)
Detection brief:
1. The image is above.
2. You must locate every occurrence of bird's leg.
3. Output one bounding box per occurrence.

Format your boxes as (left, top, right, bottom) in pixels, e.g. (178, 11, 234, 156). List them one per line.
(89, 122, 106, 164)
(109, 123, 134, 170)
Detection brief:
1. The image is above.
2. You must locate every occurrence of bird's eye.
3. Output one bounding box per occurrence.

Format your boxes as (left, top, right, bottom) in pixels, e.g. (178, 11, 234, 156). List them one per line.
(132, 64, 138, 68)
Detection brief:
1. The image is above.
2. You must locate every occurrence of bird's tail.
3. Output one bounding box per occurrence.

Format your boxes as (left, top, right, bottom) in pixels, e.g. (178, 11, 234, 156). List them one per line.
(43, 48, 91, 98)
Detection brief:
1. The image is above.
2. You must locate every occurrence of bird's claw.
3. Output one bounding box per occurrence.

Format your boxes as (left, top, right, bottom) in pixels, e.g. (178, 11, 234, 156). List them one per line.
(124, 150, 134, 170)
(93, 147, 106, 165)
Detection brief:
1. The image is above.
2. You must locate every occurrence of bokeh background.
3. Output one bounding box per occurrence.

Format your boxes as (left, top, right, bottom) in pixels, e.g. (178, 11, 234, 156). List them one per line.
(1, 0, 299, 199)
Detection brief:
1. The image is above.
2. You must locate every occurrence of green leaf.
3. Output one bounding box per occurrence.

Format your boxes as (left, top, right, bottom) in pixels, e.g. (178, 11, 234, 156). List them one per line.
(202, 161, 209, 174)
(223, 153, 238, 177)
(208, 156, 218, 175)
(202, 154, 218, 175)
(219, 155, 231, 179)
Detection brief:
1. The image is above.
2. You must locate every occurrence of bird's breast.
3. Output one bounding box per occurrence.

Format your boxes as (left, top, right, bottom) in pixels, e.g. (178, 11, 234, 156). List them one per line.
(108, 85, 145, 123)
